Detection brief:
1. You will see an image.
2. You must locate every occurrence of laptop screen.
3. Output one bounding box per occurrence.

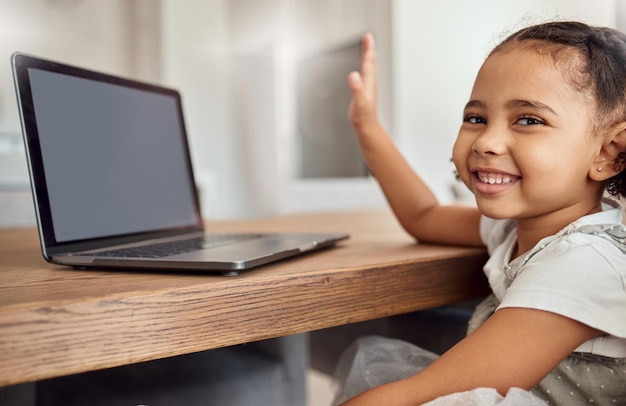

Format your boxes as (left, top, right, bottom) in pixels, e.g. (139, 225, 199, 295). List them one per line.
(14, 54, 202, 248)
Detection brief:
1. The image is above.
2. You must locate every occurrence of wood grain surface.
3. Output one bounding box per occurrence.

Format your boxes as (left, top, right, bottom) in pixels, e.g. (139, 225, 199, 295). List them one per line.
(0, 209, 488, 386)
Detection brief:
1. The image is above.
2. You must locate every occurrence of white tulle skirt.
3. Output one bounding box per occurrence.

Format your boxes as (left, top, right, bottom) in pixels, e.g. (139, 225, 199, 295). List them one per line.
(332, 335, 545, 405)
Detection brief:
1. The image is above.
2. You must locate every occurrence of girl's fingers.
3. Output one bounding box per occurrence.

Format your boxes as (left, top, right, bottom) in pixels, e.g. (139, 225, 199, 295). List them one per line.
(348, 71, 363, 92)
(360, 33, 377, 95)
(348, 33, 379, 129)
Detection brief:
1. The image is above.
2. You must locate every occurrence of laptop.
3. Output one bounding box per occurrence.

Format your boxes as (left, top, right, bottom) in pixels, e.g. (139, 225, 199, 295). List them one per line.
(11, 52, 349, 276)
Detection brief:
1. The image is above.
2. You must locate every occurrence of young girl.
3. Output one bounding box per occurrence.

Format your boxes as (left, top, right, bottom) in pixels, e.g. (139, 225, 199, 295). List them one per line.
(337, 21, 626, 405)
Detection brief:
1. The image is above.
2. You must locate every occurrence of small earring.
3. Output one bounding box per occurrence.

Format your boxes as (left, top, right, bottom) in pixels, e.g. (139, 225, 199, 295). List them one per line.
(597, 166, 603, 172)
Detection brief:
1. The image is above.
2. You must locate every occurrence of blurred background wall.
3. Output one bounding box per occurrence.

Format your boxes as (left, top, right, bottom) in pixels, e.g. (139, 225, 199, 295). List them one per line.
(0, 0, 620, 226)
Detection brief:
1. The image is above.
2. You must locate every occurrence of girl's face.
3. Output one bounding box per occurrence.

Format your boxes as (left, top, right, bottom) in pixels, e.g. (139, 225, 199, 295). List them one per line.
(452, 46, 605, 228)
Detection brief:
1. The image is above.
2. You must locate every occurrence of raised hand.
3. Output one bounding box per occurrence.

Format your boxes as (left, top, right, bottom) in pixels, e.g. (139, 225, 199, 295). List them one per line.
(348, 33, 381, 136)
(344, 33, 482, 247)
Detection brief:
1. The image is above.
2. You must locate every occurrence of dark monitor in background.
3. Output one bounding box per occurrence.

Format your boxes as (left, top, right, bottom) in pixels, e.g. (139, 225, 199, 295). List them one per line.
(297, 39, 368, 178)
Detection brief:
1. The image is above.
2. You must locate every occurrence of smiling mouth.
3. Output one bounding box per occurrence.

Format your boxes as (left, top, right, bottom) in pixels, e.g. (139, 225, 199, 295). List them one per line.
(476, 171, 519, 185)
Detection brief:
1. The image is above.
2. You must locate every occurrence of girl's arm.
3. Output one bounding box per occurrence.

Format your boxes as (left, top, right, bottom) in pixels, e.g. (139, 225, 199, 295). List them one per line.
(349, 33, 482, 246)
(341, 307, 602, 406)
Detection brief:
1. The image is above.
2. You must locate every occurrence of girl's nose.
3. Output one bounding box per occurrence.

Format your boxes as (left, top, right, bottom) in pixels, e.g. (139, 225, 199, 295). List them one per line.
(472, 126, 507, 156)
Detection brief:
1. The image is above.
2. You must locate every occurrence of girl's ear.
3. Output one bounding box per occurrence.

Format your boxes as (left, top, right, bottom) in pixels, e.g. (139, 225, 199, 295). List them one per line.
(591, 122, 626, 181)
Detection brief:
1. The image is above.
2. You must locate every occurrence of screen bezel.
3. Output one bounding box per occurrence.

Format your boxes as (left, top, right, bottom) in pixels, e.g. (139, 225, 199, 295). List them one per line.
(11, 52, 204, 258)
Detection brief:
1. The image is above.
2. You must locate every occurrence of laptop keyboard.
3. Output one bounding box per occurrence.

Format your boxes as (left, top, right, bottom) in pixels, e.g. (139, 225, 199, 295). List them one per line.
(78, 234, 263, 259)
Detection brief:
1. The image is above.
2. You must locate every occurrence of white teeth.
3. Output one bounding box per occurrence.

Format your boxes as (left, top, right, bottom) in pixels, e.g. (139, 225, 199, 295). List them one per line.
(478, 172, 514, 184)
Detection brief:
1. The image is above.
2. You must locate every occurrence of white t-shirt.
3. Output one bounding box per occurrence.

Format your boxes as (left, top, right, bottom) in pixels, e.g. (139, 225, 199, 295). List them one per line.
(480, 199, 626, 358)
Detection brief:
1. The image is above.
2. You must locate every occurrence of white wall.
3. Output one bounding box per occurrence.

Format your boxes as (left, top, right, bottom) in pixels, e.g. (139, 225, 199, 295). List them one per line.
(393, 0, 617, 203)
(159, 0, 246, 219)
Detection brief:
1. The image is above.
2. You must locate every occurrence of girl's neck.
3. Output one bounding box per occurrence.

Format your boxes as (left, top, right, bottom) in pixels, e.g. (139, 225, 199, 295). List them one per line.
(512, 201, 603, 259)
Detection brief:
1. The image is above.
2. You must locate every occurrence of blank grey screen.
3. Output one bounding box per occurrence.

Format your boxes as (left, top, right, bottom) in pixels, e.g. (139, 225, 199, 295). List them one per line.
(29, 68, 199, 243)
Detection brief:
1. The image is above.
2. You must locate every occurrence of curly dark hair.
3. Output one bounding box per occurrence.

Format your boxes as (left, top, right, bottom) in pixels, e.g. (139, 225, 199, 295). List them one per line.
(492, 21, 626, 198)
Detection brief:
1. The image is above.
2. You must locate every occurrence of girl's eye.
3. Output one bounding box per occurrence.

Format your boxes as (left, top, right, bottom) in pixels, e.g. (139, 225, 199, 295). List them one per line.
(516, 116, 544, 126)
(463, 114, 486, 125)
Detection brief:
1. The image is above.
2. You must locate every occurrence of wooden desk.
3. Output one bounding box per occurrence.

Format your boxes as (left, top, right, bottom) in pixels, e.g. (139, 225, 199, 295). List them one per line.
(0, 209, 488, 387)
